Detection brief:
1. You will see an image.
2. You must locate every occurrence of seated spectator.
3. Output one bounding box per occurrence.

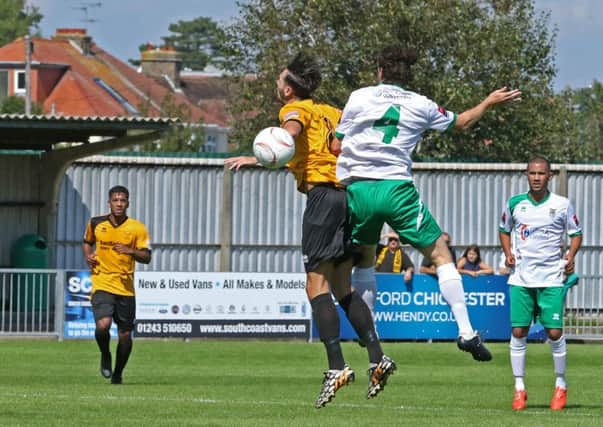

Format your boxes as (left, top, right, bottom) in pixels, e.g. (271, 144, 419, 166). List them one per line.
(419, 232, 456, 275)
(375, 233, 414, 282)
(457, 244, 494, 277)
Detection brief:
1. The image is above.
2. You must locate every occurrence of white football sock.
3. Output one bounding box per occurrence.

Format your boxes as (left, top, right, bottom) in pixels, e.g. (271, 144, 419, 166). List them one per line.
(352, 267, 377, 313)
(510, 336, 527, 390)
(437, 263, 474, 338)
(550, 335, 567, 389)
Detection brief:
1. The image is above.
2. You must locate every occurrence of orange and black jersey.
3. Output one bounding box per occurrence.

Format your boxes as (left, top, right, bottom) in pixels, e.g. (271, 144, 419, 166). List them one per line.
(279, 99, 341, 192)
(84, 215, 151, 296)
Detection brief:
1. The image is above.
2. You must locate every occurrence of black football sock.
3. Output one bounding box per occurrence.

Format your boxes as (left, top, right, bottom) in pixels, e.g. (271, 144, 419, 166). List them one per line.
(310, 293, 345, 370)
(95, 328, 111, 356)
(113, 335, 133, 377)
(339, 291, 383, 364)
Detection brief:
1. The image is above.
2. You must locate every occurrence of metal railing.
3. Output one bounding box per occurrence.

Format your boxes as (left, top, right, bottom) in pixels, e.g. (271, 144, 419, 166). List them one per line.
(0, 269, 63, 336)
(565, 275, 603, 340)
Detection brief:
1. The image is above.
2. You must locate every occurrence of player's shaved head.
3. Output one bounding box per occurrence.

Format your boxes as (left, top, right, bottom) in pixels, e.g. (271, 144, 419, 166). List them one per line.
(527, 156, 551, 172)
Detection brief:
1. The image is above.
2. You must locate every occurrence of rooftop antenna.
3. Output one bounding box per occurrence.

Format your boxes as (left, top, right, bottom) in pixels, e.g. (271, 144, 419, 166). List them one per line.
(72, 1, 102, 24)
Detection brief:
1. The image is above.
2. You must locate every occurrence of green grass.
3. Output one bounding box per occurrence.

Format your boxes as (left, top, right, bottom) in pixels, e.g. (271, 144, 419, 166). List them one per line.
(0, 340, 602, 426)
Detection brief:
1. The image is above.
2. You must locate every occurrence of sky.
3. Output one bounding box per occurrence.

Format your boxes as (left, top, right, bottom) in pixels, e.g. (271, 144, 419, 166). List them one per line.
(29, 0, 603, 91)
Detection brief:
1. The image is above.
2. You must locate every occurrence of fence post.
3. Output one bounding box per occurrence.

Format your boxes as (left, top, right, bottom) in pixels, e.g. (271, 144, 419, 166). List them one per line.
(55, 269, 65, 341)
(220, 165, 233, 272)
(558, 164, 568, 197)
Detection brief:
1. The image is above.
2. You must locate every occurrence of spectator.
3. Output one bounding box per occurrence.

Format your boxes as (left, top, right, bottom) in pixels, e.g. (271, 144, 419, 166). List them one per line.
(419, 232, 456, 275)
(375, 233, 414, 283)
(457, 244, 494, 277)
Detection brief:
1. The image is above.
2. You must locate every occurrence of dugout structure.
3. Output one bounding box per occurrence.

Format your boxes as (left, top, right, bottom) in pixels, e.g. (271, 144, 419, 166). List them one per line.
(0, 114, 176, 268)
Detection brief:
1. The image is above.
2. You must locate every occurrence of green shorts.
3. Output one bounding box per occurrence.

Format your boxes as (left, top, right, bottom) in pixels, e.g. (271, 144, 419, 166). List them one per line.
(510, 285, 566, 329)
(346, 180, 442, 247)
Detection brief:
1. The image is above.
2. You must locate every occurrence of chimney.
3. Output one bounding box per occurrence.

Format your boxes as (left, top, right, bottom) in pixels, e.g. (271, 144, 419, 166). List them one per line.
(140, 45, 182, 88)
(53, 28, 92, 55)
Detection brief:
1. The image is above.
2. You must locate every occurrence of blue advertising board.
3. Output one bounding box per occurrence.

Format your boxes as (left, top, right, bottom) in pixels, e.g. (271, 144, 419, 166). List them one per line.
(314, 274, 522, 341)
(64, 270, 117, 339)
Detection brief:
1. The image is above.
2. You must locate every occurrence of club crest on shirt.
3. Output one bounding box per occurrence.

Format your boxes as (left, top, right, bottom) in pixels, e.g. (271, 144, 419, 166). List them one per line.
(549, 208, 556, 218)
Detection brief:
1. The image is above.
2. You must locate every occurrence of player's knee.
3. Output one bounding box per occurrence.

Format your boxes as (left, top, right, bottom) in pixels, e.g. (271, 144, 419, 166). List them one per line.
(511, 327, 528, 339)
(96, 318, 112, 331)
(547, 328, 563, 341)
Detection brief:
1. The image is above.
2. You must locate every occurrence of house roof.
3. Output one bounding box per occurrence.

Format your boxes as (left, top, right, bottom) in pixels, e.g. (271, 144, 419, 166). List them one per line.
(0, 34, 230, 128)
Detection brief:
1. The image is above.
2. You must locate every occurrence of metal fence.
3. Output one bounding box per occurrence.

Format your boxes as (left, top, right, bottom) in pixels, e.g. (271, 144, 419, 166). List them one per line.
(0, 269, 63, 336)
(1, 269, 601, 340)
(564, 275, 603, 339)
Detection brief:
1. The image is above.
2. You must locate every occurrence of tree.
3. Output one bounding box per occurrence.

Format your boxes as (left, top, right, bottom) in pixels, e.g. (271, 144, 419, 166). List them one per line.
(136, 93, 205, 153)
(130, 17, 226, 70)
(222, 0, 576, 162)
(0, 0, 42, 45)
(1, 95, 43, 114)
(558, 80, 603, 161)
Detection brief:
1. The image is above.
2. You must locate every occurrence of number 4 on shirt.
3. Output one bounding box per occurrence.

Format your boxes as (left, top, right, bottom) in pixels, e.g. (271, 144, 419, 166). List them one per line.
(373, 105, 400, 144)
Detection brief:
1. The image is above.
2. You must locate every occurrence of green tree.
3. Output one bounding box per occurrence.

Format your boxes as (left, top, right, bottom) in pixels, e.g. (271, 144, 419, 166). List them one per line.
(136, 93, 205, 153)
(0, 95, 43, 114)
(0, 0, 42, 45)
(132, 17, 225, 71)
(565, 81, 603, 160)
(161, 17, 225, 70)
(222, 0, 575, 162)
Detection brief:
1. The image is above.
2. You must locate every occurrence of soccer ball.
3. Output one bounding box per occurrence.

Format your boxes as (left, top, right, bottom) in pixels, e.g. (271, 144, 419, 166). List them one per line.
(253, 127, 295, 168)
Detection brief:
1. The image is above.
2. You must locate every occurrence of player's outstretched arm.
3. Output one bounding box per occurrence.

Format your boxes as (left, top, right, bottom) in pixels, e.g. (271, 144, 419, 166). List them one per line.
(224, 156, 259, 171)
(455, 87, 522, 130)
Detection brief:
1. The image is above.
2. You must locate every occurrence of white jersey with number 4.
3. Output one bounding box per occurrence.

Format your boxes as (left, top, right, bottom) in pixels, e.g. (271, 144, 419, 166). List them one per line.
(335, 84, 456, 184)
(499, 191, 582, 288)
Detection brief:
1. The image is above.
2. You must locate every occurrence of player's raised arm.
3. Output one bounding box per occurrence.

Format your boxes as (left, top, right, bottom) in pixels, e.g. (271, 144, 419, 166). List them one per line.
(455, 87, 522, 130)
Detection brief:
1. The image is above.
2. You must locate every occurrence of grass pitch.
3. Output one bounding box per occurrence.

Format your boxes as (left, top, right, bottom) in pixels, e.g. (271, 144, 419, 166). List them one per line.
(0, 339, 601, 426)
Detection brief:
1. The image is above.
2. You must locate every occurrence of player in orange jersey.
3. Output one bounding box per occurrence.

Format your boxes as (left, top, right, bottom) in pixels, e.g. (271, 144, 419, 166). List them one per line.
(82, 185, 151, 385)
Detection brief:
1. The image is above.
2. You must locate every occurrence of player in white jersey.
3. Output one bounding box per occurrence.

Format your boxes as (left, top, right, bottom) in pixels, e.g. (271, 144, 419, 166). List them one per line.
(499, 156, 582, 411)
(332, 45, 521, 362)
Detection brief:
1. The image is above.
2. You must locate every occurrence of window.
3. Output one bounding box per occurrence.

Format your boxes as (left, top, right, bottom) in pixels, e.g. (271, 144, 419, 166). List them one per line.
(14, 70, 26, 94)
(204, 135, 217, 152)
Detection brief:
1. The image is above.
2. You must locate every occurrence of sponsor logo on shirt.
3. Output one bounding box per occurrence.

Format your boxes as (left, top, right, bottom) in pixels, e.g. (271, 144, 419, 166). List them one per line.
(520, 224, 530, 240)
(437, 106, 447, 116)
(573, 214, 580, 226)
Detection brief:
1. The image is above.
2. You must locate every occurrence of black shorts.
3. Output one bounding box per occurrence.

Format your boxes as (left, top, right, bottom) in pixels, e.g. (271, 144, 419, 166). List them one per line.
(302, 184, 351, 272)
(91, 290, 136, 331)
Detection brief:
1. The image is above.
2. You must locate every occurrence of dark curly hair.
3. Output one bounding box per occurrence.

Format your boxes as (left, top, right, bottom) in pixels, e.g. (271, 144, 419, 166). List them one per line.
(285, 52, 322, 99)
(377, 45, 418, 86)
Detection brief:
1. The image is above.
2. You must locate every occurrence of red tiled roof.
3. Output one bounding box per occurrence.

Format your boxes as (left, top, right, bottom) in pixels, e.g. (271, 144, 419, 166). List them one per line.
(0, 35, 229, 127)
